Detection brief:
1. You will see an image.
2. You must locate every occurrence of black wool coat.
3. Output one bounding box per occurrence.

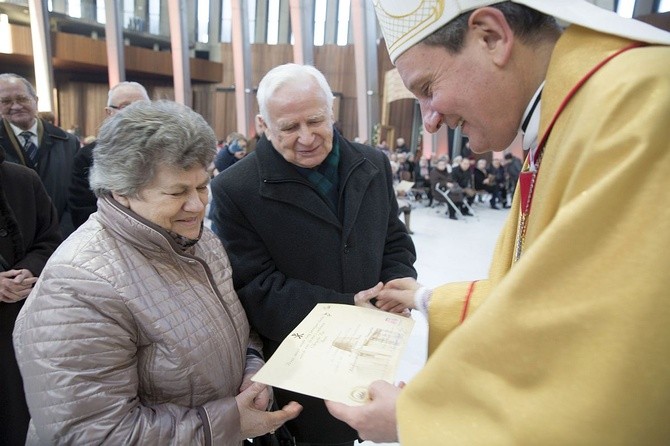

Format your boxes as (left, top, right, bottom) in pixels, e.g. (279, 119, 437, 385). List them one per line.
(211, 132, 416, 443)
(0, 118, 78, 236)
(0, 151, 61, 445)
(68, 141, 97, 229)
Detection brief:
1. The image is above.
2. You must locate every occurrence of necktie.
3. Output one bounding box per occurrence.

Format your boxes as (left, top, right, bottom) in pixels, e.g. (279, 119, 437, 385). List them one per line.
(20, 131, 38, 166)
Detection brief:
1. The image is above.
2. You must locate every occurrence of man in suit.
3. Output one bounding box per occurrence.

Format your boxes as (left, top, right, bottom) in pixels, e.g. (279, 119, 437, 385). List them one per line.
(68, 81, 149, 228)
(0, 73, 79, 236)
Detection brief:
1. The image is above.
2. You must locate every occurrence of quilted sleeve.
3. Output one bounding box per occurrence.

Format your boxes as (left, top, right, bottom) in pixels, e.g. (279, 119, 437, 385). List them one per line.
(13, 261, 241, 445)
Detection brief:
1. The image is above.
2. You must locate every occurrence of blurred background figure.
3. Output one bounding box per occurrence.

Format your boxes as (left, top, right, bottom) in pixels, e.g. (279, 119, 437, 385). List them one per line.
(68, 81, 150, 229)
(504, 152, 523, 198)
(413, 156, 433, 206)
(390, 159, 414, 234)
(473, 158, 501, 209)
(430, 156, 468, 219)
(395, 137, 409, 153)
(0, 147, 61, 446)
(214, 136, 247, 173)
(0, 74, 79, 236)
(489, 158, 510, 208)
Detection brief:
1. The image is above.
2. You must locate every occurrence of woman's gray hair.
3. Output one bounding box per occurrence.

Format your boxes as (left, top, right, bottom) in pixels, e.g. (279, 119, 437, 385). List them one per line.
(423, 2, 561, 54)
(256, 63, 334, 124)
(90, 100, 216, 198)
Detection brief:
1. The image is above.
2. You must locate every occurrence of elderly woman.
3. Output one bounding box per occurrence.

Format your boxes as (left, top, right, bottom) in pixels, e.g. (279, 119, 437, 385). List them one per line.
(13, 100, 301, 445)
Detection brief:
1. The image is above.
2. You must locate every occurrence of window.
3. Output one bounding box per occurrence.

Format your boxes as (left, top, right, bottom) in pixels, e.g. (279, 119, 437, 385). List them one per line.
(147, 0, 160, 34)
(221, 0, 232, 42)
(314, 0, 327, 46)
(197, 0, 209, 42)
(267, 0, 280, 45)
(96, 0, 106, 23)
(68, 0, 82, 18)
(123, 0, 135, 30)
(336, 0, 350, 46)
(248, 0, 257, 43)
(616, 0, 635, 17)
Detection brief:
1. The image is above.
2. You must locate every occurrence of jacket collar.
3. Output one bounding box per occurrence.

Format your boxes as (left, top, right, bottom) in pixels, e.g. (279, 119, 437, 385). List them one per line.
(95, 195, 196, 258)
(0, 118, 72, 165)
(254, 131, 380, 231)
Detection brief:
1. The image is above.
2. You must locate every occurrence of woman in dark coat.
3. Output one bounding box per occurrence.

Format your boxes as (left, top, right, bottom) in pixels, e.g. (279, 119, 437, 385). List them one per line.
(0, 149, 61, 445)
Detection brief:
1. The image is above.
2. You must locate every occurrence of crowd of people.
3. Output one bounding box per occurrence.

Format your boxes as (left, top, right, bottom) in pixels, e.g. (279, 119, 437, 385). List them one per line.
(1, 1, 669, 444)
(385, 145, 521, 220)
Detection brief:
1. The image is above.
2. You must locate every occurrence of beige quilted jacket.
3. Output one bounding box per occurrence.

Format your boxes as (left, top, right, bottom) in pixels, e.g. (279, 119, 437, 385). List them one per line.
(13, 196, 262, 445)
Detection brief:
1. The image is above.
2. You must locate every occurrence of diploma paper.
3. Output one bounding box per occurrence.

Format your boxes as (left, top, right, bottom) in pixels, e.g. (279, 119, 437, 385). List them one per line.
(252, 303, 415, 406)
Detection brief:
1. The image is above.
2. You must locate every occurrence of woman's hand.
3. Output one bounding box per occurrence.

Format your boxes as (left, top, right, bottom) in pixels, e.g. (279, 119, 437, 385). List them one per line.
(0, 269, 37, 303)
(325, 380, 403, 442)
(236, 382, 302, 440)
(239, 374, 270, 410)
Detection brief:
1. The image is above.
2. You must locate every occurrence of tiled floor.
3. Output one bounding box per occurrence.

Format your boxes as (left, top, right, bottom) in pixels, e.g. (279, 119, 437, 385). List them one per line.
(360, 200, 509, 445)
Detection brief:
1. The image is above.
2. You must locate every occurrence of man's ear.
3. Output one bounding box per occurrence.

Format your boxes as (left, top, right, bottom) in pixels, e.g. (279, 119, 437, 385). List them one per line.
(469, 7, 514, 67)
(256, 114, 270, 139)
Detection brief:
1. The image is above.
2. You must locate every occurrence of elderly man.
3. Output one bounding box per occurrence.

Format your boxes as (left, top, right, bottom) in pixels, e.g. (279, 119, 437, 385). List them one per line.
(325, 1, 670, 444)
(210, 63, 416, 446)
(68, 81, 149, 228)
(0, 73, 79, 236)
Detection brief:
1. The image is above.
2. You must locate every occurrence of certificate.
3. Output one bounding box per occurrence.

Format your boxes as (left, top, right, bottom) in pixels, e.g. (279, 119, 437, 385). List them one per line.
(252, 303, 415, 406)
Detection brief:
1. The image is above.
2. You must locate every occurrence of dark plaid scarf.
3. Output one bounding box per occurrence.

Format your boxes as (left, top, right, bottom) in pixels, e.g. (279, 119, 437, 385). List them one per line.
(297, 140, 340, 212)
(166, 224, 204, 252)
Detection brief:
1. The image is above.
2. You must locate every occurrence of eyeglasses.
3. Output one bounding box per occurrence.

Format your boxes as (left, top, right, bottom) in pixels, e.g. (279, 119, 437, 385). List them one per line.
(107, 103, 130, 110)
(0, 95, 33, 107)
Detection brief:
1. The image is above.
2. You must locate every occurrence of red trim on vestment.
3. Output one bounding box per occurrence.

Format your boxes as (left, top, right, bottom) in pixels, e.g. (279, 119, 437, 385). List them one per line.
(460, 280, 478, 324)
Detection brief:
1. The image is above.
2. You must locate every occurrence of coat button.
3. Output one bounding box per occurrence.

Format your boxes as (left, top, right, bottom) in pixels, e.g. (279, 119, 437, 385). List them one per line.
(344, 244, 349, 254)
(0, 228, 7, 237)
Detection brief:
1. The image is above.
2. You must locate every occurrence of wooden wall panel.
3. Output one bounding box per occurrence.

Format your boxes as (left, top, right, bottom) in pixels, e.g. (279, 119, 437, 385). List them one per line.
(376, 39, 416, 151)
(5, 24, 222, 82)
(192, 84, 216, 129)
(2, 24, 409, 151)
(6, 23, 33, 55)
(216, 43, 361, 141)
(315, 44, 357, 139)
(212, 90, 238, 142)
(151, 86, 175, 101)
(388, 98, 416, 150)
(191, 58, 224, 83)
(125, 46, 173, 76)
(56, 82, 108, 139)
(251, 44, 294, 84)
(55, 82, 179, 139)
(53, 33, 108, 66)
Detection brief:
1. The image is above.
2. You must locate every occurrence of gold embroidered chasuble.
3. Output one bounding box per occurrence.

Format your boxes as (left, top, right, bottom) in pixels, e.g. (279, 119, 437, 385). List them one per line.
(398, 26, 670, 444)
